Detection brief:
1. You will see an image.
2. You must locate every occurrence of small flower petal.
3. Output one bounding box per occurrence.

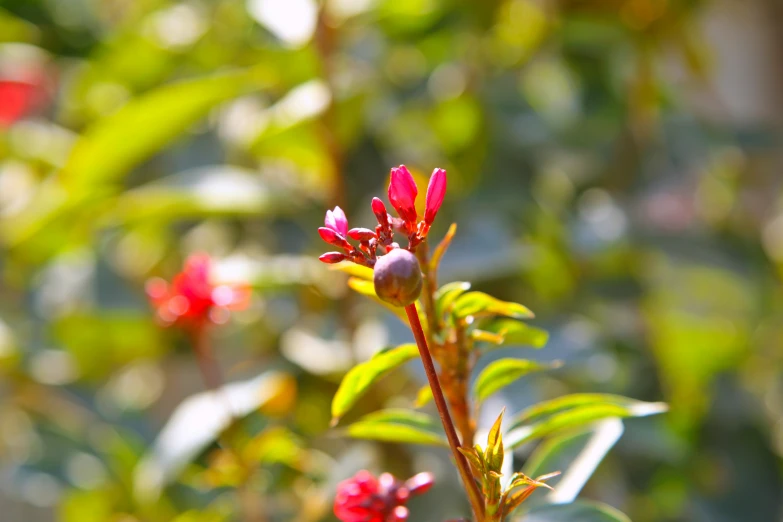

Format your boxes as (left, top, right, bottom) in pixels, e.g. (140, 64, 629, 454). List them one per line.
(424, 168, 447, 224)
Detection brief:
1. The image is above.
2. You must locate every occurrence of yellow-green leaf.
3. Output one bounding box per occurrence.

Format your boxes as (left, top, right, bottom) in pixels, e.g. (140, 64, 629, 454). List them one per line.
(480, 319, 549, 349)
(473, 359, 561, 402)
(453, 292, 534, 320)
(331, 344, 418, 422)
(505, 395, 667, 449)
(344, 409, 447, 447)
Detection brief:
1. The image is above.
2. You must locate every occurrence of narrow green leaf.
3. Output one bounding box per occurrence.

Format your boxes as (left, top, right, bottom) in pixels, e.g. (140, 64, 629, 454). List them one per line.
(473, 359, 561, 402)
(480, 319, 549, 349)
(453, 292, 534, 320)
(505, 395, 667, 449)
(510, 394, 668, 428)
(331, 344, 418, 422)
(523, 501, 632, 522)
(343, 409, 447, 447)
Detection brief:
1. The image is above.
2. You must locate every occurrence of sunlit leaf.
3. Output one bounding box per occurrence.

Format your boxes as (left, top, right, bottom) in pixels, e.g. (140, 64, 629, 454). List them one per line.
(506, 394, 667, 449)
(331, 262, 374, 280)
(473, 359, 561, 402)
(453, 292, 534, 320)
(434, 280, 471, 319)
(480, 319, 549, 349)
(344, 409, 447, 447)
(331, 344, 419, 423)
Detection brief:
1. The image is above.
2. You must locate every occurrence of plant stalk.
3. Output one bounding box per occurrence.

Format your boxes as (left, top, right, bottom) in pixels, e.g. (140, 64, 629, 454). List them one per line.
(404, 304, 485, 521)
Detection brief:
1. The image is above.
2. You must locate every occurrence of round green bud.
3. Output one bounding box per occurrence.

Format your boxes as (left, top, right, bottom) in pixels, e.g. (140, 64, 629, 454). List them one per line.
(373, 249, 423, 307)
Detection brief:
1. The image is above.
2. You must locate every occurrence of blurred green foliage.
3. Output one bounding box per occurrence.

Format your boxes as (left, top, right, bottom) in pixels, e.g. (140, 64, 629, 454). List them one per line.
(0, 0, 782, 521)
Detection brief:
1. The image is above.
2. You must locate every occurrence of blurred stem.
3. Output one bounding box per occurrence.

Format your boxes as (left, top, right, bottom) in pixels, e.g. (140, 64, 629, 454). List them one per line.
(190, 327, 265, 522)
(404, 304, 485, 522)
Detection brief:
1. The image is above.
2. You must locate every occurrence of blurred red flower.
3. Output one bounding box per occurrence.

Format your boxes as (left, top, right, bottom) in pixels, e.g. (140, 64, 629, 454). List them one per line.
(146, 254, 250, 330)
(334, 470, 434, 522)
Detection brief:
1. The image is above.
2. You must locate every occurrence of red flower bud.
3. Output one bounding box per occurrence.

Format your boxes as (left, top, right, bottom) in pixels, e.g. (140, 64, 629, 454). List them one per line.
(388, 165, 418, 225)
(424, 168, 447, 225)
(319, 252, 347, 264)
(373, 249, 422, 307)
(348, 228, 377, 241)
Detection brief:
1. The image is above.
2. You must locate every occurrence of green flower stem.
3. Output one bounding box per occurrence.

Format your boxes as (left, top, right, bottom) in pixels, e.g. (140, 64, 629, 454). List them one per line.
(404, 304, 485, 522)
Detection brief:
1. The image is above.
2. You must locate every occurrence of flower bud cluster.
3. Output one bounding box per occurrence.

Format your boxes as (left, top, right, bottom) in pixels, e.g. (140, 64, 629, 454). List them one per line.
(318, 165, 447, 268)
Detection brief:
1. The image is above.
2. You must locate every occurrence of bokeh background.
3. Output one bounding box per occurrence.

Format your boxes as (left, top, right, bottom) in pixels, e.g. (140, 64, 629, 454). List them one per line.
(0, 0, 782, 521)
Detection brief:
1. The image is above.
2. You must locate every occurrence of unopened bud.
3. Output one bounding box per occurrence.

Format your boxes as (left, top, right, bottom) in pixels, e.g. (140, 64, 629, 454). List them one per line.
(319, 252, 347, 264)
(348, 228, 377, 241)
(373, 249, 422, 307)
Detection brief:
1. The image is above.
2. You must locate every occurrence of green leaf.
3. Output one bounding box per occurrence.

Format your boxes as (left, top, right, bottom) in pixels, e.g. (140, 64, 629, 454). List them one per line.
(434, 281, 471, 319)
(480, 319, 549, 349)
(522, 501, 631, 522)
(107, 166, 298, 224)
(63, 68, 272, 188)
(331, 344, 419, 422)
(506, 394, 667, 449)
(523, 419, 623, 504)
(473, 359, 561, 402)
(510, 394, 667, 427)
(344, 409, 447, 447)
(453, 292, 534, 320)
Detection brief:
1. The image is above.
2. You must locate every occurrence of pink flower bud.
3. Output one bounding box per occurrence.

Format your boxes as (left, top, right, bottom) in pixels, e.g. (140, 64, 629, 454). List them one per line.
(319, 252, 347, 264)
(372, 197, 390, 227)
(424, 168, 446, 224)
(388, 165, 418, 224)
(325, 206, 349, 236)
(348, 228, 377, 241)
(318, 227, 351, 250)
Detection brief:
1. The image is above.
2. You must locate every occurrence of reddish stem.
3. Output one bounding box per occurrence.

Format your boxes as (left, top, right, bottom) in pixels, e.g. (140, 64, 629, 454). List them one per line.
(404, 304, 485, 521)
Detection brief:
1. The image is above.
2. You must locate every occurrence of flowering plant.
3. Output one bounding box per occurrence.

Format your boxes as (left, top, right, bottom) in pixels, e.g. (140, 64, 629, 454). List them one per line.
(320, 166, 667, 522)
